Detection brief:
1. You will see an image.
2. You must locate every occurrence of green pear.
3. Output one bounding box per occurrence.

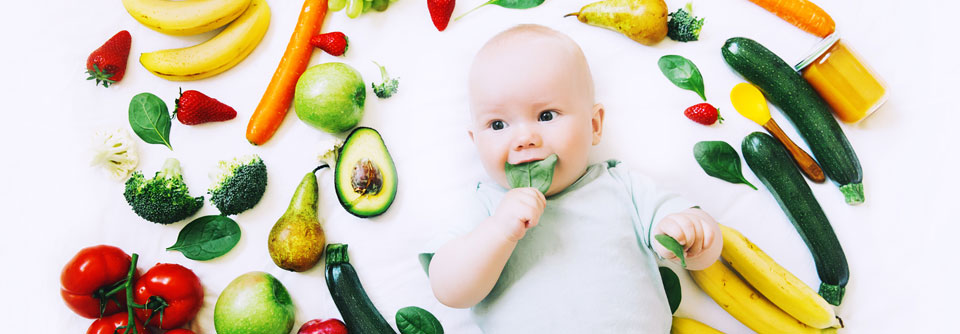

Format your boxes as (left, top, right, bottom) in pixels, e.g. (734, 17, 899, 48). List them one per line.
(268, 167, 327, 272)
(565, 0, 669, 46)
(214, 271, 295, 334)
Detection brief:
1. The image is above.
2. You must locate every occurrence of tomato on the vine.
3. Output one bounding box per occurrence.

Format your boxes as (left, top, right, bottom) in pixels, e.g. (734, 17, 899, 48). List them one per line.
(61, 245, 140, 318)
(86, 312, 147, 334)
(133, 263, 204, 329)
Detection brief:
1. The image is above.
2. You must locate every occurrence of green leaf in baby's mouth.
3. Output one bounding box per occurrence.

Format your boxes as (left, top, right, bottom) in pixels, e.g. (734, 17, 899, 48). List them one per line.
(655, 234, 686, 268)
(504, 153, 558, 194)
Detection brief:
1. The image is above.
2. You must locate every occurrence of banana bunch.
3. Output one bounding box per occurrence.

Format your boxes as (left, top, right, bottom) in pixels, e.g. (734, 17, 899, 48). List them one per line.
(671, 317, 723, 334)
(688, 224, 842, 334)
(329, 0, 400, 18)
(122, 0, 270, 81)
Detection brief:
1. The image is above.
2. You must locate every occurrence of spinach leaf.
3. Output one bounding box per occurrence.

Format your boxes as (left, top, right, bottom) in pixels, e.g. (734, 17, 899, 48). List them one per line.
(396, 306, 444, 334)
(490, 0, 544, 8)
(128, 92, 173, 150)
(655, 234, 686, 268)
(657, 55, 706, 101)
(659, 266, 682, 314)
(167, 215, 241, 261)
(693, 141, 757, 190)
(504, 153, 557, 194)
(455, 0, 545, 21)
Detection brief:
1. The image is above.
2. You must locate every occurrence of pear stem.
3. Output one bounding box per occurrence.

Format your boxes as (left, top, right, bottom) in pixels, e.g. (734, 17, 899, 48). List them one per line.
(563, 12, 579, 18)
(454, 0, 494, 22)
(313, 164, 330, 174)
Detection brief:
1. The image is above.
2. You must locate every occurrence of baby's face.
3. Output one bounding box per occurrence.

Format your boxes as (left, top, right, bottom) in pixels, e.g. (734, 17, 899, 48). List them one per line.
(468, 33, 602, 196)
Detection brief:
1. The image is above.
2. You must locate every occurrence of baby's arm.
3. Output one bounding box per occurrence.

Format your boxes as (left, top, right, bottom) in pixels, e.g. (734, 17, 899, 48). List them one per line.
(428, 188, 546, 308)
(652, 208, 722, 270)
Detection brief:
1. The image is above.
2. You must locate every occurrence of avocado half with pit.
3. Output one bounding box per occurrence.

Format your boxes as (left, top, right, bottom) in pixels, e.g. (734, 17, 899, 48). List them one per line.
(335, 127, 398, 218)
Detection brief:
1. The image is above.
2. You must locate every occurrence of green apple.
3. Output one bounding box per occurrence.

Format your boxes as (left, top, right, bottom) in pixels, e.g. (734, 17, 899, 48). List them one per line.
(214, 271, 295, 334)
(294, 62, 366, 133)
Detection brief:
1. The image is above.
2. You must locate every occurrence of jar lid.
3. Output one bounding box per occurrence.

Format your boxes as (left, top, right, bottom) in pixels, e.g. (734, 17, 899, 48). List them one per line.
(794, 33, 840, 71)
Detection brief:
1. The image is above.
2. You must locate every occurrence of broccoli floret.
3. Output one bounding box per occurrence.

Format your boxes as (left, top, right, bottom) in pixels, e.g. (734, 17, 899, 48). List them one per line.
(667, 3, 705, 42)
(124, 158, 203, 224)
(208, 155, 267, 216)
(371, 61, 399, 99)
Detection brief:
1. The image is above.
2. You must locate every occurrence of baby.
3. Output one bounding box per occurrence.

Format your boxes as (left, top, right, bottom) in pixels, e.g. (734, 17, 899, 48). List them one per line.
(420, 24, 722, 333)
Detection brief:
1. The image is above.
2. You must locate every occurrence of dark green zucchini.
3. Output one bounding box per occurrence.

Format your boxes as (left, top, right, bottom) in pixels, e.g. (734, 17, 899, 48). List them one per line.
(742, 132, 849, 305)
(722, 37, 864, 205)
(325, 243, 397, 334)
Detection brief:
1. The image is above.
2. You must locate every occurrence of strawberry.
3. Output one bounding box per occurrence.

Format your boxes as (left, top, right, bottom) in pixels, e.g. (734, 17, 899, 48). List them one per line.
(174, 89, 237, 125)
(309, 32, 349, 56)
(684, 103, 723, 125)
(428, 0, 455, 32)
(86, 30, 131, 88)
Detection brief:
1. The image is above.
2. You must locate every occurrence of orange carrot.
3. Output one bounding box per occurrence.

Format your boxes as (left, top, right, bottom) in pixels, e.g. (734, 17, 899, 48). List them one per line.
(746, 0, 835, 37)
(247, 0, 328, 146)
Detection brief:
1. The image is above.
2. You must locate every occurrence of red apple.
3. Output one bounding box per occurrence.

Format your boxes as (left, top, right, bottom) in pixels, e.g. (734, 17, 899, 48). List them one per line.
(298, 318, 348, 334)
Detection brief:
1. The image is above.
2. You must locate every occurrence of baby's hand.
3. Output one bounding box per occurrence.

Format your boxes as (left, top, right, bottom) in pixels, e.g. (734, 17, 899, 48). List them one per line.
(652, 208, 722, 270)
(492, 188, 546, 242)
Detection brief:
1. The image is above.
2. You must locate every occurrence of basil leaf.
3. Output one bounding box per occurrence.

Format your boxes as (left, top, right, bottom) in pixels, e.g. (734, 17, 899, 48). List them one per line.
(693, 141, 757, 190)
(492, 0, 545, 9)
(128, 92, 173, 150)
(655, 234, 686, 268)
(504, 153, 558, 194)
(659, 266, 682, 314)
(167, 215, 241, 261)
(657, 55, 706, 101)
(396, 306, 444, 334)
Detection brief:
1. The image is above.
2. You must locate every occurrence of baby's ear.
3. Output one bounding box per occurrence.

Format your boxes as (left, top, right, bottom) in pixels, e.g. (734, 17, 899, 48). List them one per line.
(591, 103, 605, 145)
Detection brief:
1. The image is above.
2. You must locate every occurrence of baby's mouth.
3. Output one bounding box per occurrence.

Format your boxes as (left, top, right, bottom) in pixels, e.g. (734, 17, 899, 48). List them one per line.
(509, 154, 555, 165)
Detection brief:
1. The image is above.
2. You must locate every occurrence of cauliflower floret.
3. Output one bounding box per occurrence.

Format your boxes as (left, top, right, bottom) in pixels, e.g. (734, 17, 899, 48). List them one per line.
(91, 128, 139, 180)
(318, 138, 344, 168)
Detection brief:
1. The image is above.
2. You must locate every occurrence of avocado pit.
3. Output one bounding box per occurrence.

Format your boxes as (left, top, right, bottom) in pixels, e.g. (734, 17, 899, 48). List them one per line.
(351, 158, 383, 196)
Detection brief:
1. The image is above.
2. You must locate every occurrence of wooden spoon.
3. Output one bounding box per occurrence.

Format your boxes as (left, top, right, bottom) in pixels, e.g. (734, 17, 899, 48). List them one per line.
(730, 83, 825, 183)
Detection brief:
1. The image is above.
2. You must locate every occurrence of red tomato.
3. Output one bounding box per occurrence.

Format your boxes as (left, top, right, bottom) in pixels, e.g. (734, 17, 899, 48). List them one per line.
(133, 263, 204, 329)
(86, 312, 147, 334)
(164, 329, 196, 334)
(61, 245, 138, 318)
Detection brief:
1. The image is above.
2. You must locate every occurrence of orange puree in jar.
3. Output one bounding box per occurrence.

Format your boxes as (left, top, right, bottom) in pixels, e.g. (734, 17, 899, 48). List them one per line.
(796, 35, 887, 123)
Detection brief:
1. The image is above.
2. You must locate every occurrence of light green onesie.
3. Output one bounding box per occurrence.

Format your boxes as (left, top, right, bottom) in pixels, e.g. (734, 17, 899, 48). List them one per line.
(420, 160, 693, 333)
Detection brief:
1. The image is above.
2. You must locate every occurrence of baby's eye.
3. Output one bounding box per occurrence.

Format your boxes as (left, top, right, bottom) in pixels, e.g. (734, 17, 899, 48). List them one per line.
(490, 120, 506, 131)
(538, 110, 558, 122)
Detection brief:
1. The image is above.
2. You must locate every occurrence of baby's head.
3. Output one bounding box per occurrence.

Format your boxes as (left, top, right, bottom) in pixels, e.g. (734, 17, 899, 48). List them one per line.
(468, 24, 604, 196)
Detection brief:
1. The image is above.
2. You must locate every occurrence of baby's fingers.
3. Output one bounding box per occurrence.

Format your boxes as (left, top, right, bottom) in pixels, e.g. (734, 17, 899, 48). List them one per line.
(652, 238, 679, 260)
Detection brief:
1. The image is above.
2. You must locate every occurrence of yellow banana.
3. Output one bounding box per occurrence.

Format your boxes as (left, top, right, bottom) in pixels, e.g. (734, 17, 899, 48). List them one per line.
(690, 261, 837, 334)
(122, 0, 251, 36)
(140, 0, 270, 81)
(719, 224, 841, 329)
(671, 317, 724, 334)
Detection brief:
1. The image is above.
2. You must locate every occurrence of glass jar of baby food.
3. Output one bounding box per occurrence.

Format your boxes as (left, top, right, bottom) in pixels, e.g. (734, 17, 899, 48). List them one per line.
(795, 34, 888, 123)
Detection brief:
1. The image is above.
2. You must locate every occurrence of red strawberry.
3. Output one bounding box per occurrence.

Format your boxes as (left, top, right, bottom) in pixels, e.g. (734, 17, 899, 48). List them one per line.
(309, 32, 349, 56)
(428, 0, 455, 32)
(684, 103, 723, 125)
(174, 89, 237, 125)
(86, 30, 131, 88)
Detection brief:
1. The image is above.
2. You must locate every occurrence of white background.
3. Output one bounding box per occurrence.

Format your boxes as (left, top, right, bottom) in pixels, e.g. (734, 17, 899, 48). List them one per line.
(1, 0, 958, 332)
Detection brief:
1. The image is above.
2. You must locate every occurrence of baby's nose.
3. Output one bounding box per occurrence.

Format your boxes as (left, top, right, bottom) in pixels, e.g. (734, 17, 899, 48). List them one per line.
(512, 127, 542, 150)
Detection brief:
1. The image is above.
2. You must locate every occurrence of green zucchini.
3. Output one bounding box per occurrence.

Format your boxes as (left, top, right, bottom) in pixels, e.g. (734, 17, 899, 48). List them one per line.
(722, 37, 864, 205)
(325, 243, 397, 334)
(742, 132, 849, 305)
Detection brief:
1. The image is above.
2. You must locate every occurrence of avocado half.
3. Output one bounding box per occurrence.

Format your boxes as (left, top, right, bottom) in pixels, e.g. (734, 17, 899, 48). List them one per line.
(335, 127, 398, 218)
